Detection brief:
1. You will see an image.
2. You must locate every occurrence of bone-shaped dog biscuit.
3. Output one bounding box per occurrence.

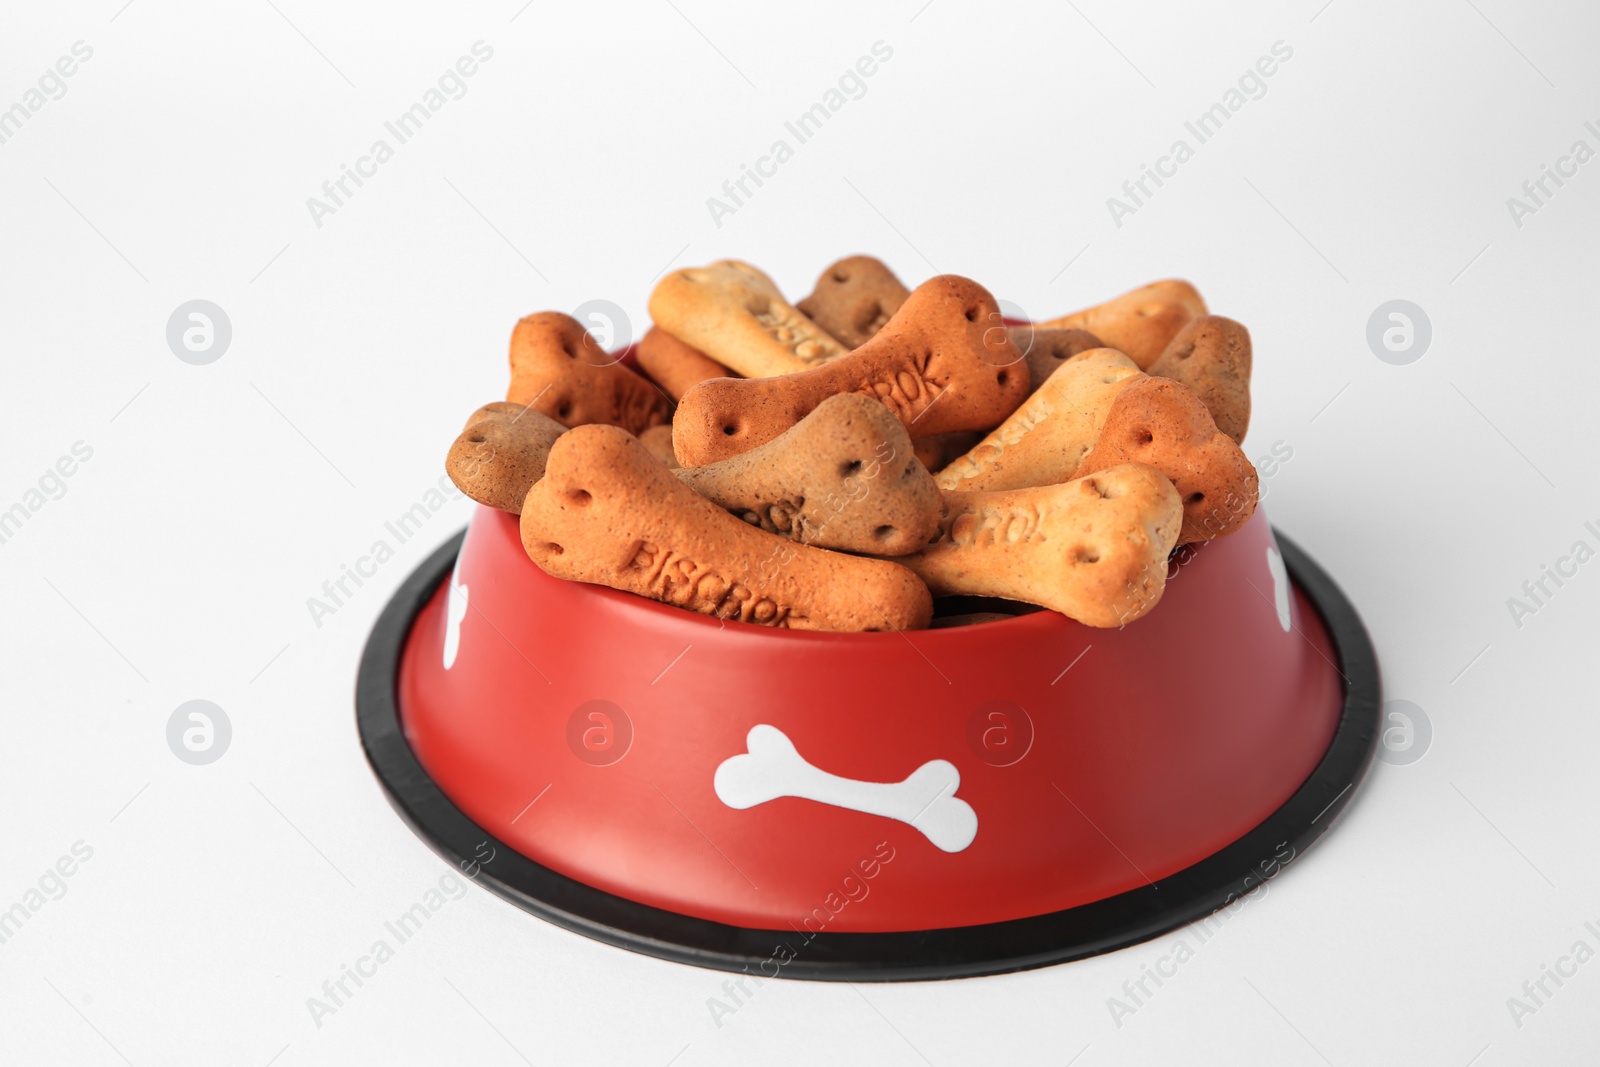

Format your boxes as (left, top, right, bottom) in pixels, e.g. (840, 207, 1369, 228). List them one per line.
(936, 348, 1145, 492)
(675, 393, 941, 556)
(520, 424, 933, 632)
(445, 401, 567, 514)
(648, 260, 847, 378)
(898, 464, 1182, 627)
(1037, 280, 1206, 369)
(1075, 376, 1258, 544)
(673, 275, 1029, 466)
(796, 255, 911, 350)
(506, 312, 672, 435)
(1008, 326, 1105, 395)
(635, 326, 735, 401)
(1147, 315, 1252, 445)
(715, 724, 977, 853)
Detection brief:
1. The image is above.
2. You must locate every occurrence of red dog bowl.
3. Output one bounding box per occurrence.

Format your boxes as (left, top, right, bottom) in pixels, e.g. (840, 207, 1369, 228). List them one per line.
(358, 493, 1379, 980)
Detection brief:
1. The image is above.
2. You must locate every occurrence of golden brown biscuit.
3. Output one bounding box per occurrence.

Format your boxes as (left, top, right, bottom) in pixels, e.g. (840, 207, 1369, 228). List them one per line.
(936, 348, 1145, 492)
(520, 425, 933, 632)
(898, 464, 1182, 627)
(648, 260, 847, 378)
(796, 255, 911, 349)
(1037, 280, 1206, 369)
(1147, 315, 1252, 445)
(506, 312, 672, 434)
(635, 326, 735, 401)
(638, 424, 680, 468)
(1075, 376, 1257, 544)
(673, 275, 1028, 466)
(675, 394, 941, 556)
(1007, 326, 1105, 395)
(445, 402, 567, 514)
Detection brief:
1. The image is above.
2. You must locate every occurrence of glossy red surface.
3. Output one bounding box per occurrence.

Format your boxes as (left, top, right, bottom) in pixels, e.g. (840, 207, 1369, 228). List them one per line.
(398, 505, 1342, 932)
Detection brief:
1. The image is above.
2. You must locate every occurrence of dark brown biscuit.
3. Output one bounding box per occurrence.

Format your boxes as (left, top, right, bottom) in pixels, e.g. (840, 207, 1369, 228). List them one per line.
(797, 255, 912, 350)
(1008, 326, 1105, 395)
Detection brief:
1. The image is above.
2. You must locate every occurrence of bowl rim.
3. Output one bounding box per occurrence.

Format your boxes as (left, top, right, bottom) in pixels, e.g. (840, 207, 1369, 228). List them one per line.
(356, 524, 1381, 981)
(482, 502, 1268, 643)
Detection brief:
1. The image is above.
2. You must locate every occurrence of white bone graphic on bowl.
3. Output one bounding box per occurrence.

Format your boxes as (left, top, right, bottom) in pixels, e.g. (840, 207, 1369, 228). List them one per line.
(1265, 544, 1292, 633)
(714, 725, 978, 853)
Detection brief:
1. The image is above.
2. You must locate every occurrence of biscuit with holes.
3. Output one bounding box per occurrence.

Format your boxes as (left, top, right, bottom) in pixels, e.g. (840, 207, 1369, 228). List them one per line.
(673, 275, 1028, 466)
(797, 255, 911, 349)
(445, 402, 567, 514)
(506, 312, 671, 434)
(1147, 315, 1252, 445)
(897, 464, 1181, 627)
(675, 394, 940, 556)
(520, 425, 932, 631)
(635, 326, 735, 400)
(936, 348, 1144, 492)
(1075, 376, 1257, 544)
(648, 260, 847, 378)
(1008, 326, 1104, 395)
(1037, 280, 1206, 368)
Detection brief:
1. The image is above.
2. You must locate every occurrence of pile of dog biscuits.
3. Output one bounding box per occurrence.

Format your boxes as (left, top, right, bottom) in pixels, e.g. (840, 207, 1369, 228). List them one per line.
(445, 257, 1259, 633)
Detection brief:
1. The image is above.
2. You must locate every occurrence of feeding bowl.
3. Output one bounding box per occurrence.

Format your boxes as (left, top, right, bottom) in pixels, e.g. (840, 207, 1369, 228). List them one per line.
(357, 495, 1379, 980)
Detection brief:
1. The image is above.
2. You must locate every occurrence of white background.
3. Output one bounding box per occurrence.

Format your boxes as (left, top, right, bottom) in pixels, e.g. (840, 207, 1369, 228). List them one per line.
(2, 0, 1597, 1063)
